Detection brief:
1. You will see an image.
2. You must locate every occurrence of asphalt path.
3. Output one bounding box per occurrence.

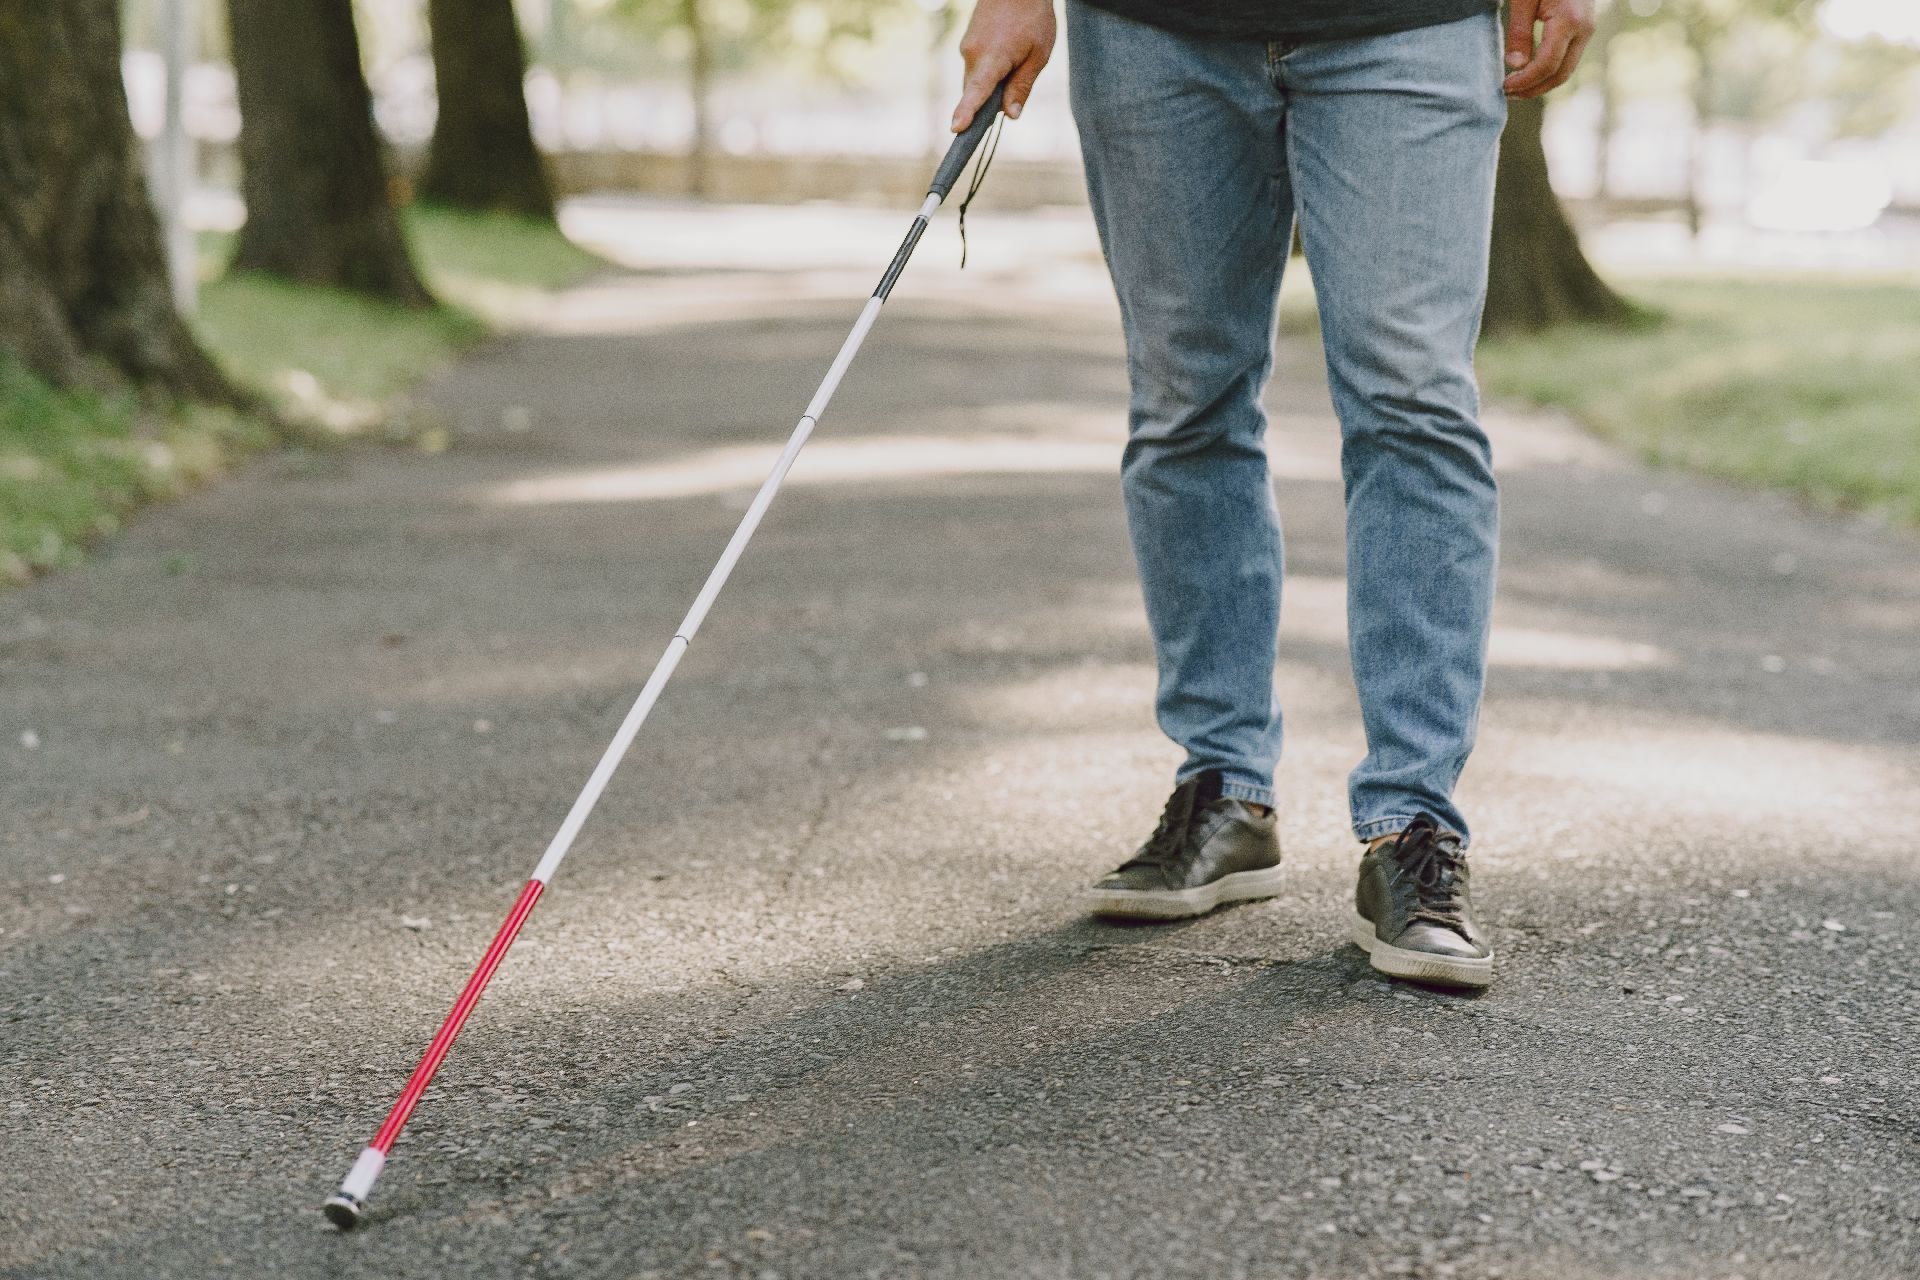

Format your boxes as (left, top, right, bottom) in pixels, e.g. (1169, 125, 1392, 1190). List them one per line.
(3, 202, 1917, 1278)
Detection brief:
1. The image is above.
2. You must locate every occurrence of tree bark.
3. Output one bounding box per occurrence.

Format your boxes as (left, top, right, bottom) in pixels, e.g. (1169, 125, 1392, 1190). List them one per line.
(420, 0, 555, 219)
(1482, 97, 1638, 337)
(227, 0, 435, 305)
(0, 0, 240, 403)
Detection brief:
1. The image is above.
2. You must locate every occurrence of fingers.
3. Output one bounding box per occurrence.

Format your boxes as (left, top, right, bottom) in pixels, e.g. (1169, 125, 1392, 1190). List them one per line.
(953, 48, 1053, 129)
(1504, 23, 1581, 98)
(1546, 28, 1595, 93)
(1003, 52, 1047, 120)
(952, 53, 1013, 132)
(1504, 7, 1594, 99)
(950, 0, 1057, 130)
(1505, 0, 1540, 75)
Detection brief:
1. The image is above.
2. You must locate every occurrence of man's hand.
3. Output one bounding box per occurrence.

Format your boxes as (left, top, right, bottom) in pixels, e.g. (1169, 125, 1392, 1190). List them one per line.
(952, 0, 1057, 131)
(1503, 0, 1596, 98)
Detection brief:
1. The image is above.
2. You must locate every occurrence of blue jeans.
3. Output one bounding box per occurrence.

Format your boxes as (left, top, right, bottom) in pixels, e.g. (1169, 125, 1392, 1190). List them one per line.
(1068, 1, 1505, 845)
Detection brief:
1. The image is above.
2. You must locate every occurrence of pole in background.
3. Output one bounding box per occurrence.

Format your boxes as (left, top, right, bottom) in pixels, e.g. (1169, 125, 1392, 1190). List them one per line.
(158, 0, 198, 316)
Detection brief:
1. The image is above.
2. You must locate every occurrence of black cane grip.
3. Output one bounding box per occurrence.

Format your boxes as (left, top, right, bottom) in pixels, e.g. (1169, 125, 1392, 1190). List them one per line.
(929, 81, 1009, 200)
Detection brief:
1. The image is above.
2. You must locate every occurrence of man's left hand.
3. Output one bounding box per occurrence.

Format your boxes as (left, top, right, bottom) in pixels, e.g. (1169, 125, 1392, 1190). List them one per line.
(1503, 0, 1597, 98)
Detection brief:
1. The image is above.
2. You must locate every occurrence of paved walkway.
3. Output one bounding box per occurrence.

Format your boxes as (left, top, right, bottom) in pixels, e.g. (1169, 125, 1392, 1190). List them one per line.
(3, 202, 1917, 1278)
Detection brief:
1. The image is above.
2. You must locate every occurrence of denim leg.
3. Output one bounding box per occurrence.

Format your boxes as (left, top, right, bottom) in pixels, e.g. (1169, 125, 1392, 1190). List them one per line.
(1067, 0, 1291, 808)
(1279, 12, 1506, 845)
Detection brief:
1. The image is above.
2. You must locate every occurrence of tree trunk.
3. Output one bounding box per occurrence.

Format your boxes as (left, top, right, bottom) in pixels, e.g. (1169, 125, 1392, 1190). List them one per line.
(685, 0, 713, 198)
(1482, 97, 1637, 336)
(0, 0, 240, 403)
(1683, 22, 1710, 240)
(420, 0, 555, 219)
(227, 0, 434, 305)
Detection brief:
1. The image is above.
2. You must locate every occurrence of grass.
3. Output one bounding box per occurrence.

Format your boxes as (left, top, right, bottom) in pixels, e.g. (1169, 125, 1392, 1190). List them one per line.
(1476, 273, 1920, 526)
(407, 205, 607, 307)
(1, 206, 603, 582)
(0, 361, 271, 578)
(198, 206, 603, 433)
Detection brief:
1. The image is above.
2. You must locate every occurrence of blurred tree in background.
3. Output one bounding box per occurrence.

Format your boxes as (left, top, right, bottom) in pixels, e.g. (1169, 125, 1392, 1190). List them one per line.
(1821, 33, 1920, 138)
(1666, 0, 1820, 235)
(613, 0, 896, 195)
(1486, 96, 1640, 335)
(420, 0, 555, 219)
(0, 0, 238, 403)
(1480, 0, 1905, 333)
(1592, 0, 1824, 233)
(227, 0, 434, 304)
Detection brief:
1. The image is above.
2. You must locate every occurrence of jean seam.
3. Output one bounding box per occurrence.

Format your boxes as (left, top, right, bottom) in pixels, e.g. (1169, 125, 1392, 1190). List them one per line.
(1180, 771, 1275, 806)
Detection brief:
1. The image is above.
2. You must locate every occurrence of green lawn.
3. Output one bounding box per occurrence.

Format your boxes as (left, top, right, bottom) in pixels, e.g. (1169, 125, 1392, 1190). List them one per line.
(0, 363, 271, 579)
(198, 206, 603, 433)
(1476, 273, 1920, 526)
(1, 206, 602, 581)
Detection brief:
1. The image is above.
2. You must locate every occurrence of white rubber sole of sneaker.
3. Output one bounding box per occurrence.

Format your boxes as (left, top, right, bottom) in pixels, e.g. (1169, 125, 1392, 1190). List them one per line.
(1350, 911, 1493, 988)
(1086, 865, 1286, 921)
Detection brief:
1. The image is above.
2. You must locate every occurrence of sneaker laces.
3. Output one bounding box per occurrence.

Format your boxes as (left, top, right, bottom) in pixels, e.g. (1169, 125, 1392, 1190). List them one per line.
(1389, 816, 1470, 933)
(1122, 774, 1218, 870)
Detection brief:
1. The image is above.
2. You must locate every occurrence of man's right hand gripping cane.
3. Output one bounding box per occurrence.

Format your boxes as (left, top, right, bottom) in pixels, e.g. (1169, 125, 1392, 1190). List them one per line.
(950, 0, 1058, 133)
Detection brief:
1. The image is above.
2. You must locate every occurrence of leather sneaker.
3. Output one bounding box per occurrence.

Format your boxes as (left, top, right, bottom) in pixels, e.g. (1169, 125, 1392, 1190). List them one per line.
(1087, 771, 1283, 920)
(1351, 815, 1492, 988)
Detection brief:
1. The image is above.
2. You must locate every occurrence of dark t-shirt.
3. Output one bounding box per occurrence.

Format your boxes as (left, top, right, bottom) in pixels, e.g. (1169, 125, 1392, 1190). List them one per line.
(1078, 0, 1499, 44)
